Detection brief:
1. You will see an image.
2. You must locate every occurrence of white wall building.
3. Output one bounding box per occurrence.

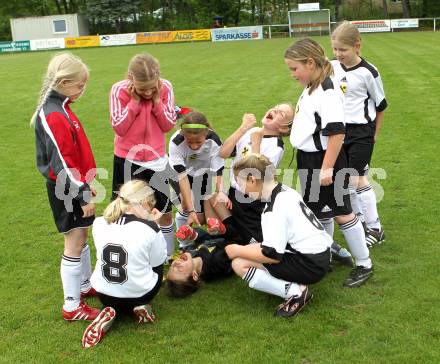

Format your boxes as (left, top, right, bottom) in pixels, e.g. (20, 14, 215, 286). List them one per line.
(10, 14, 89, 41)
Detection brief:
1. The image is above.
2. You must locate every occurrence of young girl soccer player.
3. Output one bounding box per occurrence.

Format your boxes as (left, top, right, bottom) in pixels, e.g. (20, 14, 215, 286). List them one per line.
(109, 53, 177, 259)
(82, 180, 167, 348)
(208, 104, 294, 244)
(331, 21, 388, 247)
(168, 111, 225, 248)
(32, 52, 100, 321)
(225, 154, 332, 317)
(284, 38, 373, 287)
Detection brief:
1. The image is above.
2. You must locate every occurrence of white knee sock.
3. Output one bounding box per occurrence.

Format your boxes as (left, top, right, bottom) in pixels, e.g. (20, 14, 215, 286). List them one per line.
(357, 185, 381, 230)
(339, 216, 372, 268)
(60, 255, 81, 311)
(80, 243, 92, 292)
(350, 186, 364, 222)
(160, 223, 175, 258)
(319, 218, 334, 238)
(175, 211, 191, 248)
(243, 267, 302, 299)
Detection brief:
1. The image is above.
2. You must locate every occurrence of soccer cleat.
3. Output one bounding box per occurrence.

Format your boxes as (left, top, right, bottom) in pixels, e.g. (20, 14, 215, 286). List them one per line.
(206, 218, 226, 236)
(274, 287, 313, 318)
(343, 265, 373, 288)
(175, 225, 198, 241)
(331, 241, 354, 267)
(82, 307, 116, 348)
(80, 287, 97, 299)
(133, 304, 155, 324)
(63, 302, 100, 321)
(365, 228, 385, 248)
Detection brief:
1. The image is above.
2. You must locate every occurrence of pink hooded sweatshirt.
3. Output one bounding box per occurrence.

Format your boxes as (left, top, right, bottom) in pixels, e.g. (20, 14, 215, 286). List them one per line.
(110, 78, 177, 162)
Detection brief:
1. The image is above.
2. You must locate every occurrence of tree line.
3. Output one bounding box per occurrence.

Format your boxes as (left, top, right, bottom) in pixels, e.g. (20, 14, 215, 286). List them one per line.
(1, 0, 439, 41)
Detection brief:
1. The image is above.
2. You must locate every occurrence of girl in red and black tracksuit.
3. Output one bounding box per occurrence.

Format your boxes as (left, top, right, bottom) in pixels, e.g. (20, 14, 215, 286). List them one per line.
(32, 52, 100, 322)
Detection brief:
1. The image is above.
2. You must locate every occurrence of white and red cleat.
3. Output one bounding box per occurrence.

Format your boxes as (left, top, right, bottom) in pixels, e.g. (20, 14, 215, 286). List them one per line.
(80, 287, 97, 299)
(82, 307, 116, 348)
(175, 225, 198, 241)
(63, 302, 100, 321)
(133, 304, 155, 324)
(207, 218, 226, 235)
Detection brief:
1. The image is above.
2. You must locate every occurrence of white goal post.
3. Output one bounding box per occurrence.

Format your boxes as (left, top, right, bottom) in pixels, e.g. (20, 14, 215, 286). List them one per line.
(288, 9, 331, 37)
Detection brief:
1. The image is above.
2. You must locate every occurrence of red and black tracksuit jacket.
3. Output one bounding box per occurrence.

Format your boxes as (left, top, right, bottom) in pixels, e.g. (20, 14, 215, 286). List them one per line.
(34, 90, 96, 205)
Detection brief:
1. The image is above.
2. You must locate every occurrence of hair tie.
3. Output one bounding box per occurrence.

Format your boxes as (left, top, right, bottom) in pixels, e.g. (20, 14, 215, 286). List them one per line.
(181, 123, 208, 129)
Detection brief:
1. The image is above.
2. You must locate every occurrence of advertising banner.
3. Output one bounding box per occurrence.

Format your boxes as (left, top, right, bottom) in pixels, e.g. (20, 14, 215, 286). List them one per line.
(65, 36, 100, 48)
(100, 33, 137, 46)
(0, 41, 30, 52)
(136, 31, 173, 44)
(351, 20, 391, 33)
(391, 19, 419, 29)
(211, 26, 263, 42)
(172, 29, 211, 42)
(30, 38, 65, 51)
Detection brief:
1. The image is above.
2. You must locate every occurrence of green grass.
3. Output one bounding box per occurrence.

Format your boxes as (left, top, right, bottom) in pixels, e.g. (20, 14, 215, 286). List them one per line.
(1, 32, 440, 363)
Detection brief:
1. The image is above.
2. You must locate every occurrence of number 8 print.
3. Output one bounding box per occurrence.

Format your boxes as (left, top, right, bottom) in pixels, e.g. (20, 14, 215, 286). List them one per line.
(102, 244, 128, 284)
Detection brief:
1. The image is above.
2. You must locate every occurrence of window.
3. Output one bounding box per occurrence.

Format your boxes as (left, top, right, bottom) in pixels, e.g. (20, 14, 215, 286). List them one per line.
(53, 19, 67, 34)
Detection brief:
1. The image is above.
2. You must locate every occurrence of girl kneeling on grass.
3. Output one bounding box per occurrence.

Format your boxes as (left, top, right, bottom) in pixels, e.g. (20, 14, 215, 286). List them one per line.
(82, 180, 167, 348)
(225, 154, 332, 318)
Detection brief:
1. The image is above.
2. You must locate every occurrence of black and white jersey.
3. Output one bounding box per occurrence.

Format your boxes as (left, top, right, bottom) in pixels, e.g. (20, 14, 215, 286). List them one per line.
(290, 78, 345, 152)
(169, 130, 224, 177)
(261, 184, 332, 261)
(229, 127, 284, 189)
(91, 214, 167, 298)
(190, 245, 233, 281)
(331, 58, 388, 124)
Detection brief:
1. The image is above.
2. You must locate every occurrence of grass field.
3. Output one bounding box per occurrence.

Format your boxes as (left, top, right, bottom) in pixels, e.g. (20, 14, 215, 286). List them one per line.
(0, 31, 439, 363)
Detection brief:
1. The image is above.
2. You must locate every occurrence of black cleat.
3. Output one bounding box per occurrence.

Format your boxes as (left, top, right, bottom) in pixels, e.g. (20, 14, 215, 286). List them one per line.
(343, 265, 373, 288)
(365, 228, 385, 248)
(274, 287, 313, 318)
(331, 241, 354, 267)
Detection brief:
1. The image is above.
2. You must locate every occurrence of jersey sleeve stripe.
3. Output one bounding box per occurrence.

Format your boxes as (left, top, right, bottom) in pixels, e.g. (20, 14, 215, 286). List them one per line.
(39, 109, 85, 188)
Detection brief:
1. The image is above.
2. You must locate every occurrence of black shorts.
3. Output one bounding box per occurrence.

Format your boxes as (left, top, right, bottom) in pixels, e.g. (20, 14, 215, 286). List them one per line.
(263, 248, 330, 284)
(97, 265, 163, 314)
(46, 180, 94, 233)
(173, 173, 213, 213)
(297, 150, 352, 219)
(344, 123, 375, 177)
(228, 187, 265, 243)
(112, 155, 174, 213)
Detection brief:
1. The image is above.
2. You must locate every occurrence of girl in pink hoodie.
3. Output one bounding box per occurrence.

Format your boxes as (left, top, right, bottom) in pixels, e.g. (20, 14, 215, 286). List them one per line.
(109, 53, 177, 259)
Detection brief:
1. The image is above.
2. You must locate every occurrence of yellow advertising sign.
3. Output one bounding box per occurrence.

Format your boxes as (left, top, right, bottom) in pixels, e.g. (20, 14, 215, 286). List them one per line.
(136, 31, 173, 44)
(172, 29, 211, 42)
(65, 36, 100, 48)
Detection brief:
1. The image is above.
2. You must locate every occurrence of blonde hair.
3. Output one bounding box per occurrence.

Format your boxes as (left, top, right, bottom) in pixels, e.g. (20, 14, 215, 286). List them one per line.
(284, 38, 333, 94)
(104, 180, 156, 223)
(332, 21, 361, 48)
(30, 52, 89, 126)
(276, 103, 295, 137)
(180, 111, 212, 135)
(128, 53, 160, 83)
(233, 154, 276, 183)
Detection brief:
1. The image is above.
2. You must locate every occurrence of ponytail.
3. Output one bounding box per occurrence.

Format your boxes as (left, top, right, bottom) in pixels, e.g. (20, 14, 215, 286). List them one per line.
(103, 180, 156, 223)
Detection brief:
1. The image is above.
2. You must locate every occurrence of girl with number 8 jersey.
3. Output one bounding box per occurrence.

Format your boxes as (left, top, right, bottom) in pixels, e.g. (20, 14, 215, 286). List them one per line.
(90, 180, 166, 322)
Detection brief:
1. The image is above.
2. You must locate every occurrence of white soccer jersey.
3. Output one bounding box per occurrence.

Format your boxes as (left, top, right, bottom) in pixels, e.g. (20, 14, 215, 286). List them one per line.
(261, 184, 332, 260)
(331, 58, 387, 125)
(169, 129, 224, 177)
(290, 78, 346, 152)
(91, 215, 167, 298)
(229, 127, 285, 189)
